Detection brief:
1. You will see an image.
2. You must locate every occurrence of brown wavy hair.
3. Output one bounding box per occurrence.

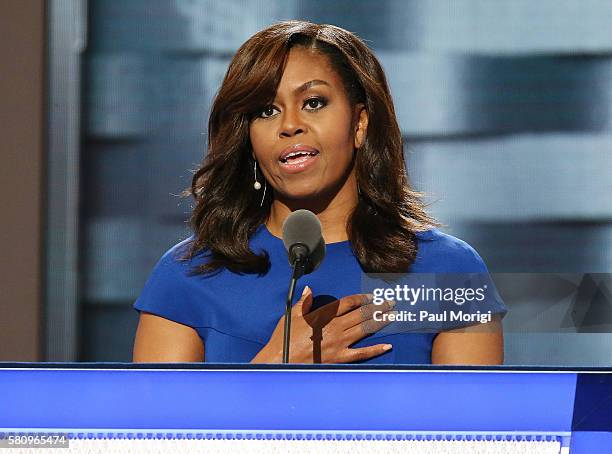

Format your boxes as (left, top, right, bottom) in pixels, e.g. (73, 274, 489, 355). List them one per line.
(181, 20, 438, 275)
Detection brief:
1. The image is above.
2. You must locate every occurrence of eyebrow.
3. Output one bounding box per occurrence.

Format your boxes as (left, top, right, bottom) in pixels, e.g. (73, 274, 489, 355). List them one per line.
(292, 79, 331, 94)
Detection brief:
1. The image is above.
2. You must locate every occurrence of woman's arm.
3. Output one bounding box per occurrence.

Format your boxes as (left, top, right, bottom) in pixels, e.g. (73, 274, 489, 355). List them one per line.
(133, 312, 205, 362)
(431, 316, 503, 365)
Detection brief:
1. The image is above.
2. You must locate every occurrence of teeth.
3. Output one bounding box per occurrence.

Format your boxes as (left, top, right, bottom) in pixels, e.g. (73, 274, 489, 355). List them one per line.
(280, 150, 318, 163)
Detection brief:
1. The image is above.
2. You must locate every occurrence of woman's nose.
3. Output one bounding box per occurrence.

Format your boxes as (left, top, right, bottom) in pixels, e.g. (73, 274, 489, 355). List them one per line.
(278, 108, 306, 138)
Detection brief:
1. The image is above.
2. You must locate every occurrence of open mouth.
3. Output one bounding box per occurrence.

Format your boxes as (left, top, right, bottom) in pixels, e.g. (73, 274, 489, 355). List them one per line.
(278, 148, 320, 174)
(279, 150, 320, 164)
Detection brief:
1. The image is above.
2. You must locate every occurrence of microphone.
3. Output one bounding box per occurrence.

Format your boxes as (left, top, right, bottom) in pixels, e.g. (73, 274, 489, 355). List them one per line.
(282, 209, 326, 279)
(280, 210, 327, 363)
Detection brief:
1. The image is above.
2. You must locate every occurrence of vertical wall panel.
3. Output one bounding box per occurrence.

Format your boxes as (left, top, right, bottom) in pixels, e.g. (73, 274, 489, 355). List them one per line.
(0, 0, 45, 361)
(46, 0, 87, 361)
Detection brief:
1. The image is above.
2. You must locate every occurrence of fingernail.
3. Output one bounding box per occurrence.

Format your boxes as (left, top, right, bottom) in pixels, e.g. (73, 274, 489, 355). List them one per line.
(301, 286, 311, 297)
(383, 344, 393, 351)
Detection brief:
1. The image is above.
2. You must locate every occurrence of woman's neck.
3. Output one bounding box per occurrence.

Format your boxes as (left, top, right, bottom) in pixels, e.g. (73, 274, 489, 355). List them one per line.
(265, 177, 358, 244)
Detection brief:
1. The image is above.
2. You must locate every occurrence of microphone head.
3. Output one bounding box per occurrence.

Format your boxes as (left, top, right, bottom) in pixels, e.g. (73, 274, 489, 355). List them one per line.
(282, 209, 322, 253)
(282, 209, 326, 273)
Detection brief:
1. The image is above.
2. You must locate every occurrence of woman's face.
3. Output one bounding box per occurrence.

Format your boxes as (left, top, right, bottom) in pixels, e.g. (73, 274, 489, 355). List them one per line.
(249, 47, 368, 205)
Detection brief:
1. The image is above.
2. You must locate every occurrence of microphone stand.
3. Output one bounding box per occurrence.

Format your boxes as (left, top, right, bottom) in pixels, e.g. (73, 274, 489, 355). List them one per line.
(283, 246, 308, 363)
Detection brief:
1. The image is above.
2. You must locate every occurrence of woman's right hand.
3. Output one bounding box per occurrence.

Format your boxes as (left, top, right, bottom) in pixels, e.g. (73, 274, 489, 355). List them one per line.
(251, 286, 396, 364)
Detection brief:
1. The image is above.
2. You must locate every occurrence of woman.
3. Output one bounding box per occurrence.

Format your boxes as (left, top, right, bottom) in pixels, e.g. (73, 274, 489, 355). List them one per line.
(133, 20, 505, 364)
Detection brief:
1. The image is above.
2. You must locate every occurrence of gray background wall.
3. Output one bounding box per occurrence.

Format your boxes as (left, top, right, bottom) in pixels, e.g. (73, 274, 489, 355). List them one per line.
(46, 0, 612, 364)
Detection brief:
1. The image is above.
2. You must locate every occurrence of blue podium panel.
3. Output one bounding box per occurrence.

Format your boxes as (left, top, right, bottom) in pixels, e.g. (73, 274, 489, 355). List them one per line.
(0, 364, 609, 453)
(0, 367, 576, 432)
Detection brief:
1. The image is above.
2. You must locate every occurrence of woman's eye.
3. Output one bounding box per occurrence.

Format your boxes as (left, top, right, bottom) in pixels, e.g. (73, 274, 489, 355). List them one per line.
(259, 106, 278, 119)
(257, 98, 326, 119)
(304, 97, 327, 110)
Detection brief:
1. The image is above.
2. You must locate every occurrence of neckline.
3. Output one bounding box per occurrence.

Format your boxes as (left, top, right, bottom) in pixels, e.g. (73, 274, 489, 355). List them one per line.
(260, 223, 351, 247)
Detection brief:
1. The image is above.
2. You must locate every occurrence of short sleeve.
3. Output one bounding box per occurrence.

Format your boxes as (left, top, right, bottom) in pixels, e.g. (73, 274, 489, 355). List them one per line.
(437, 234, 508, 322)
(133, 241, 207, 328)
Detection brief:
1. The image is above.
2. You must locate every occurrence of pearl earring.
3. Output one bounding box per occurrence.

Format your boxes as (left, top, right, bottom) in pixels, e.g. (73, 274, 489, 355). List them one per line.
(253, 161, 262, 190)
(253, 160, 267, 207)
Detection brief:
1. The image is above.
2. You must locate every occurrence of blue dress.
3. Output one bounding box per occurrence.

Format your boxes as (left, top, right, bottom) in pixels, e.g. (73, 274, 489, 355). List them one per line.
(133, 225, 506, 364)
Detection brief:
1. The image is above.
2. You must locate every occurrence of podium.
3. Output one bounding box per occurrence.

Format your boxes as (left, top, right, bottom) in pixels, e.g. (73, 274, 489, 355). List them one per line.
(1, 363, 611, 453)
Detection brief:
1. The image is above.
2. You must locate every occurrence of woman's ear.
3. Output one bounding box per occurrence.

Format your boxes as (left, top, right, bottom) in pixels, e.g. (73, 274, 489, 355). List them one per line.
(354, 105, 369, 149)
